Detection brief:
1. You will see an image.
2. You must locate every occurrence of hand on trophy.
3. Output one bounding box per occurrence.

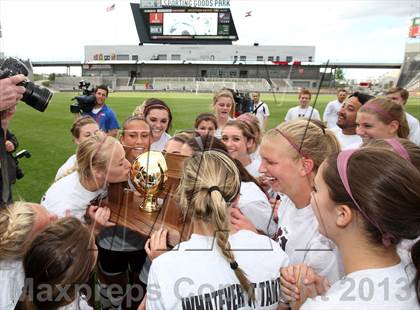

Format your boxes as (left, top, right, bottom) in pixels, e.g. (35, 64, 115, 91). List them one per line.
(87, 205, 116, 235)
(145, 228, 169, 260)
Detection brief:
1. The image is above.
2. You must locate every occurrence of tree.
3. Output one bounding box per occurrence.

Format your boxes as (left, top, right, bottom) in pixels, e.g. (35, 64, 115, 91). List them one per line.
(335, 68, 345, 81)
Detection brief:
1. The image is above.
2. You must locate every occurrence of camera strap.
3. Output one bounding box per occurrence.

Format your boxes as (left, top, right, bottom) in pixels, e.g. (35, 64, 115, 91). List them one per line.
(252, 102, 265, 114)
(0, 130, 10, 205)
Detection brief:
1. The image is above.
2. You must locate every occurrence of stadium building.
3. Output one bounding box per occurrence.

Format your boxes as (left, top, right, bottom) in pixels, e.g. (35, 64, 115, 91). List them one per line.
(53, 1, 330, 93)
(396, 17, 420, 93)
(81, 44, 321, 91)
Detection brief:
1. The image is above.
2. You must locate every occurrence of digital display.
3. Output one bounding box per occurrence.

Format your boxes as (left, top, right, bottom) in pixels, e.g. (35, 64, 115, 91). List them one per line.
(218, 12, 230, 24)
(149, 12, 164, 24)
(163, 12, 218, 36)
(150, 25, 163, 34)
(218, 24, 229, 35)
(131, 3, 238, 43)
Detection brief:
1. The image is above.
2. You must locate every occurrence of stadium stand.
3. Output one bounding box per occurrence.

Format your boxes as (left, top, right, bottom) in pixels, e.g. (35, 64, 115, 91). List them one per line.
(397, 55, 420, 92)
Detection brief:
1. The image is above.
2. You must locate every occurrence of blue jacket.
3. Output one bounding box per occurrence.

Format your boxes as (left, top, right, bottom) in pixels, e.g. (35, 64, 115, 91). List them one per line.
(83, 104, 119, 133)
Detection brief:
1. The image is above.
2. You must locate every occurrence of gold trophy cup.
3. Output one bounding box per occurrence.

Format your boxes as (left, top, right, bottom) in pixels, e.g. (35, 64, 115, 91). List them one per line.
(130, 151, 168, 212)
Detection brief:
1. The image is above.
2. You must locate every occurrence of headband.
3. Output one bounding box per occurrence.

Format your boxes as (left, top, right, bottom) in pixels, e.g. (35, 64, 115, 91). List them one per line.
(337, 150, 394, 247)
(363, 102, 393, 123)
(274, 128, 305, 157)
(384, 138, 411, 162)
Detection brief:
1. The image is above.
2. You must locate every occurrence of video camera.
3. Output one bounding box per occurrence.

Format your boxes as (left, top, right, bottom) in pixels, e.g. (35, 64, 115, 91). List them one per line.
(225, 88, 254, 117)
(14, 149, 31, 180)
(0, 57, 53, 112)
(70, 80, 96, 113)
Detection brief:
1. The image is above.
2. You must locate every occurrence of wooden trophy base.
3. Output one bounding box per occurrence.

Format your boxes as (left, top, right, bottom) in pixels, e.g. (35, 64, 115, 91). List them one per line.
(107, 153, 193, 247)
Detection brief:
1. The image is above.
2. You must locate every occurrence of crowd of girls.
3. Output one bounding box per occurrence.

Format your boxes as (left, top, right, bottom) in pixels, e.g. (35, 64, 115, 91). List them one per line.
(1, 87, 418, 310)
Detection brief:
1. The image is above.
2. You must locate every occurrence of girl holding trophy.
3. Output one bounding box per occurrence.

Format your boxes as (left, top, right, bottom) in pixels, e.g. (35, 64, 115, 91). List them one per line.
(145, 151, 289, 309)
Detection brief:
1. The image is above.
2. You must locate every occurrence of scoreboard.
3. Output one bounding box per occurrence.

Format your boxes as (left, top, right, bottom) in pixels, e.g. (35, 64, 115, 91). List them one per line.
(131, 1, 238, 44)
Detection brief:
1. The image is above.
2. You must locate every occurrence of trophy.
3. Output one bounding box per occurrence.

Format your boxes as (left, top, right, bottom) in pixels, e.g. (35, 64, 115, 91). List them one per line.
(130, 151, 168, 212)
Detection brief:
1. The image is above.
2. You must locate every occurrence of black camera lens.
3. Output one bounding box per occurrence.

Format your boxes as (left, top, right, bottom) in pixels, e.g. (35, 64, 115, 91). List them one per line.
(20, 81, 53, 112)
(15, 166, 25, 180)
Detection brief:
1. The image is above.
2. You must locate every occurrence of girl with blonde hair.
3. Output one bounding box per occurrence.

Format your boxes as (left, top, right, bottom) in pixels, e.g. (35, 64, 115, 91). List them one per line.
(120, 115, 152, 163)
(213, 89, 235, 138)
(0, 201, 55, 309)
(42, 131, 130, 220)
(232, 119, 343, 286)
(96, 116, 152, 309)
(221, 119, 261, 178)
(145, 151, 289, 309)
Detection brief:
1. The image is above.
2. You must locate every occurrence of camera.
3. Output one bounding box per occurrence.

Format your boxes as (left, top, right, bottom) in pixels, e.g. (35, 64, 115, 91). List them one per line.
(70, 80, 96, 113)
(234, 91, 254, 116)
(0, 57, 53, 112)
(225, 88, 253, 117)
(14, 149, 31, 180)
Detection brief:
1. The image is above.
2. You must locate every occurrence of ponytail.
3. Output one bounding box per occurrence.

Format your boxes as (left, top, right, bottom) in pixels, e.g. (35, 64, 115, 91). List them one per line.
(211, 190, 255, 299)
(179, 151, 255, 299)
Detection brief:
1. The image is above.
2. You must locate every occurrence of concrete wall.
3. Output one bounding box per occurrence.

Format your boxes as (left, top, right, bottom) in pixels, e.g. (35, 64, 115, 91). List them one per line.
(82, 63, 321, 80)
(85, 44, 315, 62)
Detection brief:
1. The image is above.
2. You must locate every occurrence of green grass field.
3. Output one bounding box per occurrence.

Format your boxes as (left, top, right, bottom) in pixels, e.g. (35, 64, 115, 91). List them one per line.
(10, 91, 420, 202)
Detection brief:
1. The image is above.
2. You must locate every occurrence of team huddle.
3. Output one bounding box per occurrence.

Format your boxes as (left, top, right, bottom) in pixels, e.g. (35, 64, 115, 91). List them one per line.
(0, 86, 419, 310)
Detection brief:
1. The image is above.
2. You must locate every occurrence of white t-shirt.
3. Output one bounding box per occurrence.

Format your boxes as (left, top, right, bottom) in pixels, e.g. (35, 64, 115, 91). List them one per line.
(41, 172, 104, 220)
(245, 157, 261, 178)
(55, 154, 77, 181)
(249, 147, 261, 162)
(406, 112, 420, 146)
(0, 260, 24, 310)
(276, 196, 343, 284)
(146, 230, 289, 310)
(237, 182, 277, 237)
(301, 262, 419, 310)
(215, 116, 235, 139)
(253, 101, 270, 130)
(150, 132, 171, 152)
(285, 106, 321, 122)
(59, 295, 93, 310)
(323, 100, 342, 128)
(331, 126, 362, 150)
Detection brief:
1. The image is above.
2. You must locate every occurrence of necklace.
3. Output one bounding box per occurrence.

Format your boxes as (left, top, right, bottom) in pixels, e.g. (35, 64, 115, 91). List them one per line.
(298, 107, 309, 118)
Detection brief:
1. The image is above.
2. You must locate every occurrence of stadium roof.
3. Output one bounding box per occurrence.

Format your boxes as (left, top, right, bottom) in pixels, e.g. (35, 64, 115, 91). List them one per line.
(31, 60, 402, 69)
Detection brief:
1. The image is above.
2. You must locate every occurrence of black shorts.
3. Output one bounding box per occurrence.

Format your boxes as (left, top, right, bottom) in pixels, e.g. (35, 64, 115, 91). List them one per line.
(97, 246, 147, 274)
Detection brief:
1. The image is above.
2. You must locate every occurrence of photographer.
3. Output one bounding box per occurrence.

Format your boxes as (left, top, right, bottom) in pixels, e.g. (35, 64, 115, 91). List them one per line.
(82, 85, 119, 137)
(0, 74, 25, 112)
(0, 129, 19, 207)
(0, 75, 25, 207)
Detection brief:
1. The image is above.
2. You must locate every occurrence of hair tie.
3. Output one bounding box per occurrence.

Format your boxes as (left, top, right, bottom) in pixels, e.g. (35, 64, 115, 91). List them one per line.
(230, 261, 238, 270)
(316, 123, 326, 135)
(382, 233, 394, 247)
(208, 186, 221, 195)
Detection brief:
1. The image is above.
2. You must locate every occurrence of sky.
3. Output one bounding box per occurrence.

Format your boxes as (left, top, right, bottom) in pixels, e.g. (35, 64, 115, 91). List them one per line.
(0, 0, 419, 80)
